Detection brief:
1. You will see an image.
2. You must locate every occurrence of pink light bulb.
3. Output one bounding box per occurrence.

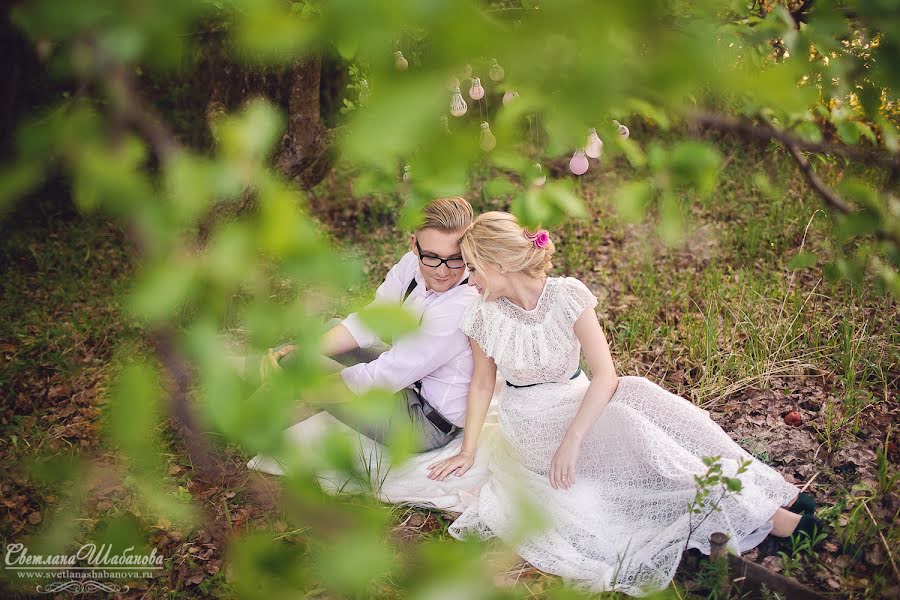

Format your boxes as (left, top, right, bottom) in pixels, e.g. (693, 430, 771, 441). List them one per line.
(502, 90, 519, 105)
(469, 77, 485, 100)
(569, 150, 589, 175)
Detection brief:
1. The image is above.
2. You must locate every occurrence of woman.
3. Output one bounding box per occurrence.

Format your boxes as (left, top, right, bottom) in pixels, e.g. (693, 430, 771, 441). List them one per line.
(427, 211, 821, 596)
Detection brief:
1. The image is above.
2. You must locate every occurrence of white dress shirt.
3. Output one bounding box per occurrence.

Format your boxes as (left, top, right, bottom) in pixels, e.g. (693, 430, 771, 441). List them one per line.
(340, 251, 479, 427)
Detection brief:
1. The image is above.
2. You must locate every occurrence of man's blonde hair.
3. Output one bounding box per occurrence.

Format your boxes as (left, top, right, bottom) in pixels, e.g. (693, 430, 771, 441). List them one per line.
(416, 197, 474, 233)
(460, 211, 554, 298)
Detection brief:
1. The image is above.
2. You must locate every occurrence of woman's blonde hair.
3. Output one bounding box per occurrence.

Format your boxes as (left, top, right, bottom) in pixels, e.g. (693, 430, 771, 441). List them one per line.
(459, 211, 554, 297)
(416, 197, 474, 233)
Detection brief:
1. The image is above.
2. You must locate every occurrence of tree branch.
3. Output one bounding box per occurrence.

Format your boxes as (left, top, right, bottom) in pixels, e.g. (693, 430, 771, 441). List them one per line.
(102, 60, 226, 482)
(691, 112, 900, 172)
(691, 112, 900, 249)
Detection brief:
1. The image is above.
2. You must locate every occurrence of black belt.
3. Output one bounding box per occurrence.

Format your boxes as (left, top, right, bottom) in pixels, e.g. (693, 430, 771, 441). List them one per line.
(412, 380, 456, 435)
(507, 368, 582, 388)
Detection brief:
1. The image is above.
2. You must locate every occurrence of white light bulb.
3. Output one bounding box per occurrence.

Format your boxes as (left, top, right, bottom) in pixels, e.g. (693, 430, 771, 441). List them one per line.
(531, 162, 546, 186)
(489, 59, 505, 81)
(449, 87, 468, 117)
(502, 90, 519, 105)
(358, 79, 369, 106)
(394, 50, 408, 71)
(613, 120, 630, 139)
(585, 128, 603, 159)
(468, 77, 485, 100)
(402, 164, 411, 183)
(569, 150, 589, 175)
(480, 122, 496, 151)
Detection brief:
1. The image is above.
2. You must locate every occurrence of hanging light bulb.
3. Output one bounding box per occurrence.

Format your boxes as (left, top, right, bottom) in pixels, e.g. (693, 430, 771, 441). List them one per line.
(531, 162, 546, 186)
(489, 59, 505, 81)
(585, 128, 603, 159)
(468, 77, 485, 100)
(402, 164, 411, 183)
(358, 79, 369, 106)
(502, 90, 519, 105)
(446, 75, 460, 91)
(440, 114, 450, 133)
(480, 122, 497, 151)
(394, 50, 408, 71)
(449, 87, 468, 117)
(613, 120, 630, 139)
(569, 150, 589, 175)
(462, 64, 473, 78)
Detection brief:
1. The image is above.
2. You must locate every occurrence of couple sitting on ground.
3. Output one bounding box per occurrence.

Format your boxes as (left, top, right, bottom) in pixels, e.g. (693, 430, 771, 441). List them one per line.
(238, 196, 824, 596)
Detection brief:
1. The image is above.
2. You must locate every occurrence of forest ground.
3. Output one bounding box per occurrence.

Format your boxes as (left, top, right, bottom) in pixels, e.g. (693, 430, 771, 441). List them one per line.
(1, 133, 897, 598)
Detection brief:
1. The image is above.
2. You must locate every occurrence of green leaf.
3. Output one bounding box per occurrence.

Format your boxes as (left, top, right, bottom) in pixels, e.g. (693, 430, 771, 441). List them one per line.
(788, 251, 817, 270)
(127, 260, 196, 323)
(615, 180, 653, 223)
(794, 121, 823, 144)
(667, 141, 722, 196)
(511, 188, 553, 229)
(357, 304, 420, 341)
(656, 192, 685, 245)
(0, 162, 44, 214)
(723, 477, 743, 492)
(218, 99, 284, 163)
(484, 176, 516, 197)
(541, 180, 587, 220)
(836, 120, 866, 145)
(313, 531, 395, 595)
(233, 0, 316, 62)
(106, 361, 164, 473)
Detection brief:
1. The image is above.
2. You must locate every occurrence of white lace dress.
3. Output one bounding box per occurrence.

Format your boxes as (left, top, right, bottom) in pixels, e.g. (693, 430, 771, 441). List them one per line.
(448, 276, 800, 596)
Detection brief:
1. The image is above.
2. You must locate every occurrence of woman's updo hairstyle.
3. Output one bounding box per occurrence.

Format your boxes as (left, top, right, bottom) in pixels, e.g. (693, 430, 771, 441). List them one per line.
(459, 211, 554, 296)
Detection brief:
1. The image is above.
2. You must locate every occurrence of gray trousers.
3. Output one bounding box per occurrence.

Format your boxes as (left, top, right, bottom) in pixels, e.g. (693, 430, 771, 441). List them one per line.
(269, 319, 461, 452)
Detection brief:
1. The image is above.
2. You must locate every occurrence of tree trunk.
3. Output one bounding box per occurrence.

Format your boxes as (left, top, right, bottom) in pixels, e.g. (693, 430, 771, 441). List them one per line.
(275, 55, 335, 189)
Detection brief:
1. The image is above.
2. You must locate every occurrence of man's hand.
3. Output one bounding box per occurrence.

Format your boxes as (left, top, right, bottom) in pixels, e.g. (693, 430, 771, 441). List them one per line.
(258, 344, 297, 383)
(549, 433, 582, 490)
(427, 450, 474, 481)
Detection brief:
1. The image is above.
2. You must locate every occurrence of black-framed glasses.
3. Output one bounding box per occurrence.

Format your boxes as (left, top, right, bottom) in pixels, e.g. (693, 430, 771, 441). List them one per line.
(415, 239, 466, 269)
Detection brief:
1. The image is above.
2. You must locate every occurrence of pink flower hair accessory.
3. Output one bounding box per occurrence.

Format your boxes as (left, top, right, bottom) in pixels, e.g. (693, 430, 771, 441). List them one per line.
(523, 228, 550, 249)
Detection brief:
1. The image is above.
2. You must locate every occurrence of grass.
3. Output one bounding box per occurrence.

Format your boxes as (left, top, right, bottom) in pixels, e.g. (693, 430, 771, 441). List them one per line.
(1, 132, 897, 598)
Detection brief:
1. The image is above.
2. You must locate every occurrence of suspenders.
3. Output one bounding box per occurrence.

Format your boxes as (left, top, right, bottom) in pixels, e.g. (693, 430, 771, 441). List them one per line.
(401, 276, 468, 303)
(401, 273, 469, 434)
(402, 278, 418, 303)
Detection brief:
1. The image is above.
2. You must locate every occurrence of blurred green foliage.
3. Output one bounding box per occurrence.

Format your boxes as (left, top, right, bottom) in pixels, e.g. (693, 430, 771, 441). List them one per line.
(1, 0, 898, 597)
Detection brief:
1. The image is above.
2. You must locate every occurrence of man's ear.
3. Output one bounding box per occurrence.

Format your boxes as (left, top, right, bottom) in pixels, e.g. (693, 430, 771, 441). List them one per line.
(410, 233, 417, 255)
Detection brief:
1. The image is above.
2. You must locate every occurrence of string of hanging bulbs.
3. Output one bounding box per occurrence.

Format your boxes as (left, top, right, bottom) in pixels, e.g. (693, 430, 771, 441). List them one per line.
(389, 50, 631, 183)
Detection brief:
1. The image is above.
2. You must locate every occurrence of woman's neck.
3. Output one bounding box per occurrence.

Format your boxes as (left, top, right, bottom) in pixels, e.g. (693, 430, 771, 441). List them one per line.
(504, 274, 547, 310)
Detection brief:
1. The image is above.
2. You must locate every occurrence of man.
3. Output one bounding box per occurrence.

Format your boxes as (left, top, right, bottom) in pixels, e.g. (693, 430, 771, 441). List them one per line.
(252, 196, 479, 452)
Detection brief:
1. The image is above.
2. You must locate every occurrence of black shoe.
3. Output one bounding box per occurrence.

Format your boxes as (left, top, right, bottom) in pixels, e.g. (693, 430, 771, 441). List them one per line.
(786, 492, 816, 515)
(792, 513, 827, 544)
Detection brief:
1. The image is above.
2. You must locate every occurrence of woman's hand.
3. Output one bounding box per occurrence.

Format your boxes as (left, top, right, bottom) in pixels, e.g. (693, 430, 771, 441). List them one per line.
(427, 450, 475, 481)
(549, 433, 582, 490)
